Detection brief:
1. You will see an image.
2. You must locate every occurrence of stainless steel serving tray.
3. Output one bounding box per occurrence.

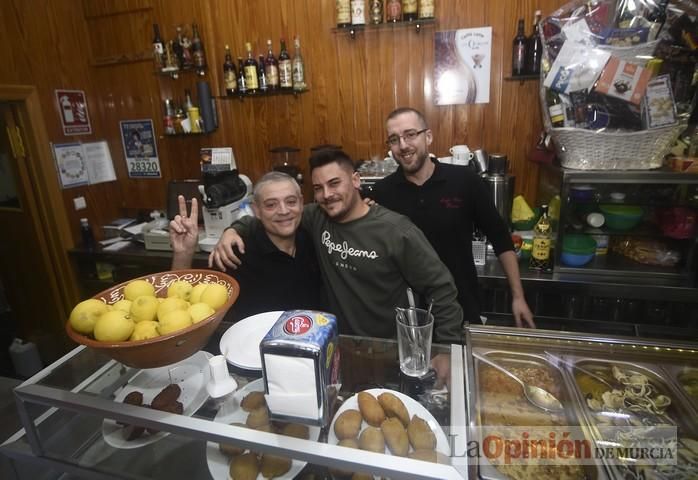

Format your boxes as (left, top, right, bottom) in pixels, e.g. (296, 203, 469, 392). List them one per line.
(660, 364, 698, 417)
(561, 356, 698, 480)
(470, 348, 606, 480)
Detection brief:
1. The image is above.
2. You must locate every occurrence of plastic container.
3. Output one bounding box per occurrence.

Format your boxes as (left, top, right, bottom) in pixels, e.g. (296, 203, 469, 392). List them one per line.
(561, 234, 596, 267)
(587, 228, 609, 255)
(599, 205, 644, 231)
(9, 338, 43, 378)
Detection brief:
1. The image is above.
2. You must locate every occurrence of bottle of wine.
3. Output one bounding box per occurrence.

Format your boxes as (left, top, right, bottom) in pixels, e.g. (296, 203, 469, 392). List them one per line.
(337, 0, 351, 28)
(152, 24, 165, 71)
(351, 0, 366, 25)
(265, 39, 279, 89)
(526, 11, 542, 75)
(279, 38, 293, 90)
(418, 0, 434, 19)
(292, 36, 307, 92)
(370, 0, 383, 24)
(529, 204, 553, 272)
(223, 45, 237, 95)
(237, 57, 247, 94)
(546, 89, 565, 128)
(257, 54, 269, 92)
(184, 89, 194, 110)
(191, 23, 206, 70)
(402, 0, 417, 21)
(512, 18, 527, 76)
(243, 42, 259, 93)
(386, 0, 402, 22)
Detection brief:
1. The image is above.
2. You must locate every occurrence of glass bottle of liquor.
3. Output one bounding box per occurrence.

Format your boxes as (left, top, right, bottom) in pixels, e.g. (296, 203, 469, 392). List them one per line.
(402, 0, 417, 21)
(152, 24, 165, 71)
(223, 45, 237, 95)
(526, 11, 542, 75)
(172, 27, 184, 68)
(292, 36, 307, 92)
(257, 54, 269, 92)
(178, 26, 194, 69)
(265, 39, 279, 90)
(184, 89, 194, 110)
(243, 42, 259, 93)
(351, 0, 366, 25)
(512, 19, 527, 76)
(418, 0, 434, 19)
(163, 40, 180, 73)
(279, 38, 293, 90)
(370, 0, 383, 24)
(237, 57, 248, 94)
(191, 23, 206, 70)
(546, 89, 565, 127)
(386, 0, 402, 21)
(337, 0, 351, 27)
(530, 204, 553, 272)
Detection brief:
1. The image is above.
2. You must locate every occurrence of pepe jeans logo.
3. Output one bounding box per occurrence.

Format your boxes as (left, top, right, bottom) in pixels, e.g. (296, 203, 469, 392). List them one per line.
(283, 315, 313, 335)
(321, 231, 379, 260)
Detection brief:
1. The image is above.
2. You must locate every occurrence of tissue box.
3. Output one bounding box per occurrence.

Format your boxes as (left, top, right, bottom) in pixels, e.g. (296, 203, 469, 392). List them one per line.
(260, 310, 340, 427)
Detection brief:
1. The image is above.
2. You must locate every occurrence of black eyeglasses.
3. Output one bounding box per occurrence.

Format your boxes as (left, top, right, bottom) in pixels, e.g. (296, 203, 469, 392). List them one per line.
(385, 128, 428, 147)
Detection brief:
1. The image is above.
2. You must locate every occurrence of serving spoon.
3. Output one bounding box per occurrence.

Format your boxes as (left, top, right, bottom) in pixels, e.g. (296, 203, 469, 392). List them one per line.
(474, 352, 564, 413)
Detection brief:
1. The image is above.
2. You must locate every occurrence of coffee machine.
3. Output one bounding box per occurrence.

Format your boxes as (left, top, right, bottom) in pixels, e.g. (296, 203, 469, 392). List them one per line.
(198, 170, 252, 241)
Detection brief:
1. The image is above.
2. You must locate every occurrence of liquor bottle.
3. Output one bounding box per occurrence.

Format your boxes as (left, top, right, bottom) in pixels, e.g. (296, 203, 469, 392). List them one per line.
(191, 23, 206, 70)
(402, 0, 417, 21)
(172, 27, 184, 68)
(370, 0, 383, 24)
(279, 38, 293, 90)
(546, 89, 565, 127)
(163, 41, 180, 73)
(525, 11, 542, 75)
(386, 0, 402, 22)
(184, 89, 194, 110)
(648, 0, 669, 40)
(265, 39, 279, 89)
(152, 24, 165, 71)
(418, 0, 434, 19)
(529, 204, 553, 272)
(178, 26, 194, 69)
(223, 45, 237, 95)
(512, 19, 527, 76)
(337, 0, 351, 27)
(351, 0, 366, 25)
(292, 36, 307, 92)
(80, 218, 95, 251)
(237, 57, 248, 94)
(243, 42, 259, 93)
(257, 55, 269, 92)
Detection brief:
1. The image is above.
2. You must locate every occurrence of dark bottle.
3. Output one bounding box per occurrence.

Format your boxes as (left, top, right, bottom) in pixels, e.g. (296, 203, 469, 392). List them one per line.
(172, 27, 184, 68)
(512, 19, 527, 76)
(402, 0, 417, 21)
(257, 55, 269, 91)
(191, 23, 206, 70)
(526, 11, 542, 75)
(243, 42, 259, 92)
(223, 45, 237, 95)
(237, 57, 247, 94)
(278, 38, 293, 90)
(337, 0, 351, 27)
(370, 0, 383, 24)
(648, 0, 669, 40)
(265, 39, 279, 89)
(80, 218, 95, 251)
(152, 24, 165, 71)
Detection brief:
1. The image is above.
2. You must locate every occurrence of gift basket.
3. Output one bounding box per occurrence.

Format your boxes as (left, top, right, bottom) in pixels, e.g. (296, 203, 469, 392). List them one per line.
(539, 0, 698, 169)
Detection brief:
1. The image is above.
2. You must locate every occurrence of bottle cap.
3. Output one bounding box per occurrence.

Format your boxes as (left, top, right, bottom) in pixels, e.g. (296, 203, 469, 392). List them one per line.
(206, 355, 237, 399)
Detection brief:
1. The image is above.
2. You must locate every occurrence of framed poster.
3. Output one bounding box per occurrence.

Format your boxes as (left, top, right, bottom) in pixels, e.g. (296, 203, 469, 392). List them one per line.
(119, 119, 161, 178)
(55, 89, 92, 135)
(434, 27, 492, 105)
(52, 143, 89, 188)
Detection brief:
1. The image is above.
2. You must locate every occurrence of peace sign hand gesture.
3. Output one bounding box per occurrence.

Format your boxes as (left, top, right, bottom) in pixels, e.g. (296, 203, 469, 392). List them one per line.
(169, 195, 199, 256)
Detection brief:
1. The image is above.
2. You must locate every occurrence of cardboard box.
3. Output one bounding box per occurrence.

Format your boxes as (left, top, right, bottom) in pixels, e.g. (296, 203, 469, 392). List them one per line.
(595, 56, 652, 105)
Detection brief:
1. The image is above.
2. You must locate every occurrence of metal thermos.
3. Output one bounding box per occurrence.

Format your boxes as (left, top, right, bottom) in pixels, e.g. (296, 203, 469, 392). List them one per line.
(484, 154, 515, 223)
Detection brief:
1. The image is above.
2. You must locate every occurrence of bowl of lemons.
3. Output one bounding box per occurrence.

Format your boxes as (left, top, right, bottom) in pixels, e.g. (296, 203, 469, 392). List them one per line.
(66, 270, 239, 369)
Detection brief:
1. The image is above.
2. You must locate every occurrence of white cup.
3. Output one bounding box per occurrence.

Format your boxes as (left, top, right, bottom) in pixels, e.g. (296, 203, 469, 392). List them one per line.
(452, 152, 470, 165)
(449, 145, 470, 155)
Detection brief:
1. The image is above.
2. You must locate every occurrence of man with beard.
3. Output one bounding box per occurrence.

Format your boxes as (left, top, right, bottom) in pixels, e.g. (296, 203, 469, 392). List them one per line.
(209, 149, 463, 345)
(371, 107, 534, 328)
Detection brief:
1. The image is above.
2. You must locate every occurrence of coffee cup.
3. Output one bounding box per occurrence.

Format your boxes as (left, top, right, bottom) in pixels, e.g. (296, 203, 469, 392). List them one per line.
(449, 145, 470, 155)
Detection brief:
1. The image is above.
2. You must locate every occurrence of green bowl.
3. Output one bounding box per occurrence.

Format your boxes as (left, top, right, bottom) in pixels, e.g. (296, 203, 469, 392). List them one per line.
(512, 207, 541, 231)
(599, 205, 644, 231)
(562, 234, 597, 255)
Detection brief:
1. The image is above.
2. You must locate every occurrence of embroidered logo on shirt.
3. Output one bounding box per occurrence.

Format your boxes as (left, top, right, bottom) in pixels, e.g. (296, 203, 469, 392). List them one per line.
(440, 196, 463, 209)
(321, 230, 379, 260)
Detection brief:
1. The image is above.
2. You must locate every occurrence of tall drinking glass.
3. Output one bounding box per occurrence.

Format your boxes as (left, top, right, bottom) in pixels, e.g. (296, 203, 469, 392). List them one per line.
(395, 307, 434, 377)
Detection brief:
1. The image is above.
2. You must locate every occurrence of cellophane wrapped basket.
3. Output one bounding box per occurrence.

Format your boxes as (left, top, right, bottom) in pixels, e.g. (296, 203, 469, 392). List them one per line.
(540, 0, 698, 169)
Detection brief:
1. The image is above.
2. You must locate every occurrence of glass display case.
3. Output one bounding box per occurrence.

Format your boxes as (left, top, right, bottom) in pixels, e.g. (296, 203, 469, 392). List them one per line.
(538, 166, 698, 282)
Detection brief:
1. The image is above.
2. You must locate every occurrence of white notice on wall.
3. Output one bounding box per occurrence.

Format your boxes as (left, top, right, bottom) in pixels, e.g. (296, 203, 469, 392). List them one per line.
(52, 141, 117, 189)
(83, 141, 117, 184)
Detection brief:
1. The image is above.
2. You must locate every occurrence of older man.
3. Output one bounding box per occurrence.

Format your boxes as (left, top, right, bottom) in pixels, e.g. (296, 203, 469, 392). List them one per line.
(170, 171, 324, 323)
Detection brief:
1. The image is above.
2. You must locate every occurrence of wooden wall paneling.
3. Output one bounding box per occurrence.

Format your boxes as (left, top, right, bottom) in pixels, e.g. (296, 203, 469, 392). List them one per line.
(82, 0, 153, 19)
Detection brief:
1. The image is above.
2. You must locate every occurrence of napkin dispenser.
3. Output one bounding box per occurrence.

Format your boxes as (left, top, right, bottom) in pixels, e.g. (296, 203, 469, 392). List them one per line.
(260, 310, 340, 427)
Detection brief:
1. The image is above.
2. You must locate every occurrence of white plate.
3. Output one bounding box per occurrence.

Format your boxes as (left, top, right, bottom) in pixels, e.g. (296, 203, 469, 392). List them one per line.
(102, 351, 212, 449)
(219, 311, 283, 370)
(205, 378, 321, 480)
(328, 388, 450, 457)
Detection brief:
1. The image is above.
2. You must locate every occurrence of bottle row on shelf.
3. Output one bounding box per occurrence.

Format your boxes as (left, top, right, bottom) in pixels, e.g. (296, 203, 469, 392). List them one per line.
(152, 23, 207, 77)
(510, 11, 542, 78)
(336, 0, 434, 27)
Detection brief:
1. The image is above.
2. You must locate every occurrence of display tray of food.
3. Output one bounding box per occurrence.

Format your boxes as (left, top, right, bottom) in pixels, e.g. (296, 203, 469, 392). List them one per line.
(660, 365, 698, 415)
(472, 349, 602, 480)
(564, 357, 698, 480)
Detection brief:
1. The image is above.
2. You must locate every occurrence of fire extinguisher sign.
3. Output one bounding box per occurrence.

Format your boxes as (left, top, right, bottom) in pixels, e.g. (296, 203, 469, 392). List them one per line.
(55, 89, 92, 135)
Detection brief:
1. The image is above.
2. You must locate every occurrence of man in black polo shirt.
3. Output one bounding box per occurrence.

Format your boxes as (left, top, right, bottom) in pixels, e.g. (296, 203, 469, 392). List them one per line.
(371, 107, 534, 328)
(170, 172, 324, 323)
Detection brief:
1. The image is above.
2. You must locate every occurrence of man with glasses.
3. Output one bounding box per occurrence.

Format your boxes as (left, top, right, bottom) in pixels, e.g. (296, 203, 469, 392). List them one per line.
(371, 107, 535, 328)
(170, 171, 324, 323)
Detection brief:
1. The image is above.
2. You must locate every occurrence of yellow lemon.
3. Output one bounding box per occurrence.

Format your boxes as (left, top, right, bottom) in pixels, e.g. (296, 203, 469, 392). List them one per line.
(69, 299, 109, 335)
(130, 295, 159, 323)
(157, 297, 165, 303)
(190, 283, 208, 304)
(123, 279, 155, 301)
(130, 321, 160, 341)
(158, 309, 193, 335)
(167, 280, 193, 301)
(200, 283, 228, 310)
(189, 302, 215, 324)
(93, 310, 134, 342)
(112, 299, 132, 313)
(157, 297, 189, 322)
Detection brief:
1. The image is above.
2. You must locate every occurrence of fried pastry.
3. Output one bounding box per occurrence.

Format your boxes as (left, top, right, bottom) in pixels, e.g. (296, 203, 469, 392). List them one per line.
(358, 426, 385, 453)
(357, 392, 385, 427)
(229, 452, 259, 480)
(240, 391, 266, 412)
(407, 415, 436, 451)
(381, 417, 409, 456)
(334, 409, 363, 440)
(260, 453, 292, 478)
(378, 392, 409, 427)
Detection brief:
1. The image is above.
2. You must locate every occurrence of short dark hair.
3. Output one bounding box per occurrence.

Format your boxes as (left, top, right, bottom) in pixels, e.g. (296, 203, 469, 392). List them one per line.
(308, 148, 355, 174)
(386, 107, 428, 129)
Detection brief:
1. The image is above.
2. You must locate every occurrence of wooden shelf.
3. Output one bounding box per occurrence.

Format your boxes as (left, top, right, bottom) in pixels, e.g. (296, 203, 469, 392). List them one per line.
(157, 66, 208, 79)
(333, 18, 436, 38)
(216, 88, 309, 100)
